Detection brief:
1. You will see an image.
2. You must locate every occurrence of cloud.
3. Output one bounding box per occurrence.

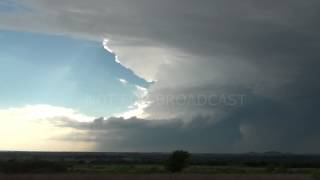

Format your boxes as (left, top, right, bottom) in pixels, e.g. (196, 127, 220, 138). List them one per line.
(56, 116, 241, 153)
(118, 78, 128, 85)
(0, 104, 95, 151)
(0, 104, 95, 122)
(56, 92, 320, 153)
(103, 38, 121, 64)
(116, 85, 150, 119)
(0, 0, 320, 152)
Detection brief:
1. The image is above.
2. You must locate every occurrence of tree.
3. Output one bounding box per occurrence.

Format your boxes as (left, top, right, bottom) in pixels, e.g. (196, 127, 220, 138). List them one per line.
(165, 150, 190, 173)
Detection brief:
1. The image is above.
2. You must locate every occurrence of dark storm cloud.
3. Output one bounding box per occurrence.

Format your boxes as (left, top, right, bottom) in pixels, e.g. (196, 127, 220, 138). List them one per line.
(1, 0, 320, 153)
(55, 116, 241, 153)
(57, 87, 320, 153)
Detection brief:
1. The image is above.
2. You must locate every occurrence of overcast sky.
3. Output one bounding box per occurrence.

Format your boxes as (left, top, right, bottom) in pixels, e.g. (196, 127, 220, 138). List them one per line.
(0, 0, 319, 153)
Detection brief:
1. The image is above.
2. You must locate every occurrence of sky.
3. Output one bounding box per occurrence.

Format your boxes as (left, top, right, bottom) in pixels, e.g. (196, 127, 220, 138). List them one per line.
(0, 30, 149, 116)
(0, 0, 319, 153)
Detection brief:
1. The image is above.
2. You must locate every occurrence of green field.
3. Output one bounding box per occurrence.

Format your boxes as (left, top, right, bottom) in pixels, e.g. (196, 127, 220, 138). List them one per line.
(70, 164, 320, 176)
(1, 152, 320, 179)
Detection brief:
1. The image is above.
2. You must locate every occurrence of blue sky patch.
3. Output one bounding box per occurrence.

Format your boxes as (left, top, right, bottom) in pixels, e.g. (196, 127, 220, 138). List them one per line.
(0, 30, 150, 117)
(0, 0, 30, 12)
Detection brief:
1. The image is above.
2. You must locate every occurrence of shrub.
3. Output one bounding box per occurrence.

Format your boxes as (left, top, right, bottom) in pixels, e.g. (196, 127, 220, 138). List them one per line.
(165, 150, 190, 173)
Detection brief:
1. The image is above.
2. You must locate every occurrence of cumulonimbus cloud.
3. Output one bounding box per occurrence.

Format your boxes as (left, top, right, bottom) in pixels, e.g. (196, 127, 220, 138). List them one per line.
(0, 0, 320, 152)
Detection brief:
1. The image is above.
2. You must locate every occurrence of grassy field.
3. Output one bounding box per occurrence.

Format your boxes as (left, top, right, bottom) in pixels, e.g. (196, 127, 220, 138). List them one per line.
(68, 164, 320, 179)
(1, 152, 320, 179)
(0, 174, 314, 180)
(70, 164, 320, 175)
(1, 163, 320, 179)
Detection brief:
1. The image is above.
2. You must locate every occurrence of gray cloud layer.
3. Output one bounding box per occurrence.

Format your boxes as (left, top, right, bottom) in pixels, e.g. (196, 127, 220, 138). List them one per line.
(1, 0, 320, 153)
